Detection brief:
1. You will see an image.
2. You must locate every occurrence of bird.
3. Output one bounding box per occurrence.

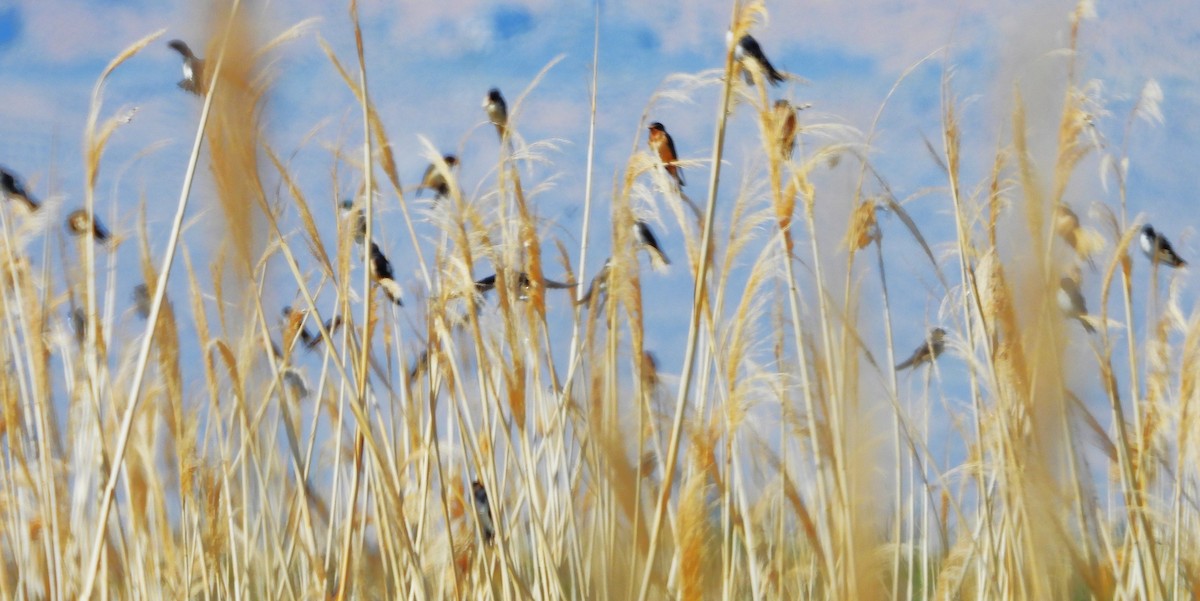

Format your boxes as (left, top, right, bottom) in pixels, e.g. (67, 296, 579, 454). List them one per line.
(65, 209, 111, 244)
(167, 39, 205, 95)
(368, 242, 405, 306)
(576, 259, 611, 306)
(648, 122, 684, 188)
(634, 220, 670, 271)
(1057, 276, 1096, 334)
(483, 88, 508, 140)
(471, 480, 495, 543)
(474, 271, 574, 301)
(281, 368, 309, 399)
(895, 328, 946, 371)
(728, 32, 785, 87)
(418, 155, 458, 200)
(1140, 224, 1187, 268)
(1, 167, 39, 211)
(774, 99, 798, 159)
(132, 284, 151, 319)
(281, 306, 343, 350)
(340, 198, 366, 244)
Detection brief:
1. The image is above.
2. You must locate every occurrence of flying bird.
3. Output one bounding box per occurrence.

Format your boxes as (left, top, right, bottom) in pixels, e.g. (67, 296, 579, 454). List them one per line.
(66, 209, 111, 244)
(471, 480, 495, 544)
(774, 99, 799, 159)
(418, 155, 458, 200)
(648, 122, 684, 188)
(895, 327, 946, 371)
(1, 167, 39, 211)
(474, 271, 574, 301)
(1057, 276, 1096, 334)
(634, 220, 670, 271)
(369, 242, 405, 306)
(168, 39, 205, 95)
(728, 32, 785, 86)
(1140, 224, 1187, 268)
(483, 88, 508, 140)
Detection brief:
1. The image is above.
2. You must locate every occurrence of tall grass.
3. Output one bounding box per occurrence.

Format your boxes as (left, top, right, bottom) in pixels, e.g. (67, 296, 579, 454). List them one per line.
(0, 0, 1195, 599)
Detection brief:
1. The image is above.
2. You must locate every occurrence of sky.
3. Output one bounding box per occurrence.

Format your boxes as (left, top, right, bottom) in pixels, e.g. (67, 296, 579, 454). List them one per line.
(0, 0, 1198, 471)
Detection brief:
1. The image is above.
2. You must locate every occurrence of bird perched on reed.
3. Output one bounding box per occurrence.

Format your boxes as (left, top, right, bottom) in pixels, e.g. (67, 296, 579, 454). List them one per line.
(339, 199, 366, 244)
(483, 88, 508, 140)
(368, 242, 404, 306)
(418, 155, 458, 201)
(1, 167, 39, 211)
(471, 480, 495, 544)
(66, 209, 111, 244)
(774, 99, 799, 159)
(1140, 224, 1187, 268)
(896, 328, 946, 371)
(1057, 276, 1096, 334)
(634, 220, 670, 271)
(474, 271, 574, 301)
(648, 122, 684, 188)
(167, 39, 205, 95)
(728, 32, 785, 86)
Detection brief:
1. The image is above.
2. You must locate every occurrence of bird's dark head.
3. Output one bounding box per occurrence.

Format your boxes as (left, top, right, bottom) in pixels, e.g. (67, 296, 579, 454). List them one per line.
(931, 327, 947, 340)
(281, 306, 294, 318)
(443, 155, 458, 167)
(1141, 224, 1156, 237)
(339, 198, 354, 211)
(648, 122, 665, 132)
(486, 88, 503, 103)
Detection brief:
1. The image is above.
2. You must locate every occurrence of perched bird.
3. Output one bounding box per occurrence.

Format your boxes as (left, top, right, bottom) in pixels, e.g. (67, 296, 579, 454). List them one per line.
(634, 220, 670, 271)
(648, 122, 684, 188)
(474, 271, 574, 301)
(282, 306, 343, 350)
(66, 209, 111, 244)
(132, 284, 151, 319)
(1, 167, 39, 211)
(728, 32, 785, 86)
(1140, 224, 1187, 268)
(576, 259, 611, 306)
(1057, 276, 1096, 334)
(895, 327, 946, 371)
(340, 198, 366, 244)
(483, 88, 508, 140)
(471, 480, 495, 543)
(418, 155, 458, 200)
(369, 242, 405, 306)
(774, 99, 798, 160)
(167, 39, 205, 95)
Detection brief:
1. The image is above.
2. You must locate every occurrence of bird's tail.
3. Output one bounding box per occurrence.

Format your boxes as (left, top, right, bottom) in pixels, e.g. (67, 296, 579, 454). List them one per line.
(647, 247, 670, 273)
(1076, 315, 1097, 334)
(378, 278, 405, 306)
(894, 357, 915, 371)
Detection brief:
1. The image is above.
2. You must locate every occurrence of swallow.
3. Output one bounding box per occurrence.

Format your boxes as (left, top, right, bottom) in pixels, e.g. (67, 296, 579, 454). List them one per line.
(576, 259, 611, 306)
(66, 209, 110, 244)
(471, 480, 495, 543)
(133, 284, 151, 319)
(168, 39, 205, 95)
(648, 122, 684, 188)
(474, 271, 575, 301)
(895, 327, 946, 371)
(634, 220, 670, 271)
(1, 166, 39, 211)
(340, 198, 366, 244)
(1057, 276, 1096, 334)
(774, 99, 798, 159)
(369, 242, 404, 306)
(483, 88, 508, 140)
(418, 155, 458, 200)
(1140, 224, 1187, 268)
(728, 32, 785, 87)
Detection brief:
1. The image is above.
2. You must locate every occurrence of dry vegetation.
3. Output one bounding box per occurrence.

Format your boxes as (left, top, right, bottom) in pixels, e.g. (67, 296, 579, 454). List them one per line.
(0, 0, 1196, 599)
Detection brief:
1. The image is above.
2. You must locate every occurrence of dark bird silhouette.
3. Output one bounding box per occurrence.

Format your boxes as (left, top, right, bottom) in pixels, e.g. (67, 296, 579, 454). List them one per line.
(474, 271, 574, 301)
(66, 209, 110, 244)
(1, 167, 39, 211)
(1058, 276, 1096, 334)
(634, 220, 670, 271)
(648, 122, 684, 188)
(168, 39, 205, 95)
(774, 99, 798, 159)
(471, 480, 495, 543)
(418, 155, 458, 200)
(895, 328, 946, 371)
(483, 88, 508, 140)
(369, 242, 404, 306)
(1140, 224, 1187, 268)
(729, 32, 785, 86)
